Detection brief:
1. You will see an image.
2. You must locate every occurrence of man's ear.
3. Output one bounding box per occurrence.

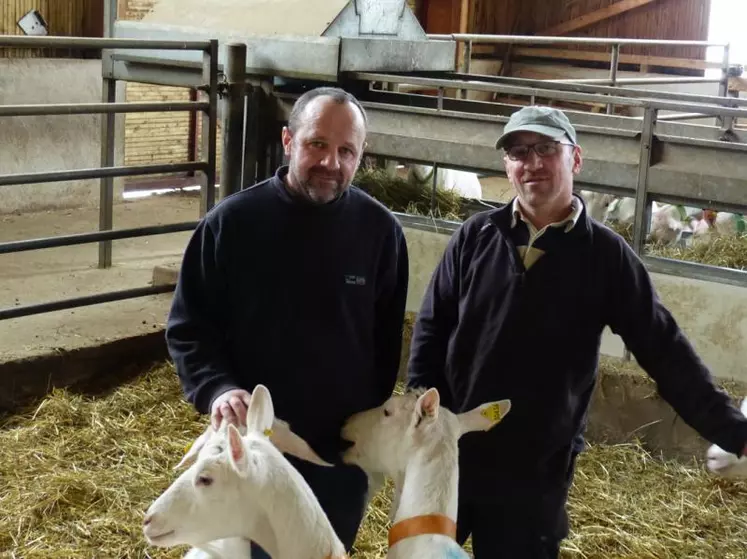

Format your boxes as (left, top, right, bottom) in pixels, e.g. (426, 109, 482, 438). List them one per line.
(281, 126, 293, 156)
(571, 145, 583, 175)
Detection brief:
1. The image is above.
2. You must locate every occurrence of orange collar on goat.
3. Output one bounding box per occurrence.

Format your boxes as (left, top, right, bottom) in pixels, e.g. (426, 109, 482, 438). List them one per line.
(388, 513, 458, 547)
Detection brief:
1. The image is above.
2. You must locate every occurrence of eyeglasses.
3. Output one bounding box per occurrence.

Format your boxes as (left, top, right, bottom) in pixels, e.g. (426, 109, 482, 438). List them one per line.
(504, 140, 576, 161)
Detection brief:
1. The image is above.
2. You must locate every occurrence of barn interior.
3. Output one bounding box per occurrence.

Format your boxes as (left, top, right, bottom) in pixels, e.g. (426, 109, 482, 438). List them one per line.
(1, 0, 746, 557)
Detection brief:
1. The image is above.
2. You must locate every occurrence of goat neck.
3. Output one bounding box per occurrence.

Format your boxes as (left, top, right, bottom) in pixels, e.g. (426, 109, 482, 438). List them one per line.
(257, 449, 347, 559)
(389, 433, 459, 549)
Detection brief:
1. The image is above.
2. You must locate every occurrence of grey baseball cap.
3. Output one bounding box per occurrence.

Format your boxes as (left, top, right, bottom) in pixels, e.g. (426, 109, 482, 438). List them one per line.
(495, 105, 578, 149)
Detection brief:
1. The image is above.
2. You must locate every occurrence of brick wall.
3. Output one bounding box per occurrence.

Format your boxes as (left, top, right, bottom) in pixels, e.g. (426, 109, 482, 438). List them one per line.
(121, 0, 224, 184)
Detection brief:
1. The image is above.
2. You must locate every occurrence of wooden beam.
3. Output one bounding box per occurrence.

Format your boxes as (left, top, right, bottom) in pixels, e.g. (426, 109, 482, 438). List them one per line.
(538, 0, 658, 36)
(512, 47, 721, 71)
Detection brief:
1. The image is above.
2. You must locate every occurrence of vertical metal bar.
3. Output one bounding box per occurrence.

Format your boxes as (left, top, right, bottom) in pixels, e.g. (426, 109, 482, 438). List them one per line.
(430, 163, 438, 214)
(187, 88, 197, 176)
(220, 42, 247, 201)
(255, 79, 273, 183)
(98, 0, 117, 269)
(606, 44, 620, 115)
(242, 85, 258, 187)
(623, 106, 657, 362)
(718, 43, 732, 130)
(200, 39, 219, 216)
(437, 87, 444, 111)
(632, 107, 657, 256)
(460, 40, 472, 100)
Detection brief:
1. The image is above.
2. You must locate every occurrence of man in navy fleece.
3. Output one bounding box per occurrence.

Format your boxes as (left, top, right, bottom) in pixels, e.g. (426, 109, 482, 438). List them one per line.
(407, 105, 747, 558)
(166, 86, 409, 557)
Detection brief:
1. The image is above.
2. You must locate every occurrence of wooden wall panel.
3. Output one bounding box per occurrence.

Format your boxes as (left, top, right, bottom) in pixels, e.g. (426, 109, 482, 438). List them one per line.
(471, 0, 528, 36)
(525, 0, 710, 60)
(0, 0, 100, 58)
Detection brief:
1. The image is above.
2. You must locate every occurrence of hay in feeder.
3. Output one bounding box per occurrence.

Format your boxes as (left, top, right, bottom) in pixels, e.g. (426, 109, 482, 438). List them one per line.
(649, 233, 747, 271)
(1, 361, 746, 558)
(353, 165, 463, 220)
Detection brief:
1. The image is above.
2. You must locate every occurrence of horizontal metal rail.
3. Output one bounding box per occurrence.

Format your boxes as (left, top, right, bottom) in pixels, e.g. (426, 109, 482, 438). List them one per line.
(0, 100, 209, 117)
(0, 35, 211, 50)
(547, 77, 722, 86)
(352, 72, 747, 118)
(441, 72, 747, 108)
(643, 255, 747, 288)
(427, 33, 727, 48)
(655, 112, 715, 121)
(0, 221, 199, 255)
(0, 284, 176, 321)
(0, 162, 207, 187)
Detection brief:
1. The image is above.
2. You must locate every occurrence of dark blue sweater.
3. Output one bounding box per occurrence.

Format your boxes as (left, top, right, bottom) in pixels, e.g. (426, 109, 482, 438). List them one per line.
(166, 166, 409, 461)
(408, 200, 747, 503)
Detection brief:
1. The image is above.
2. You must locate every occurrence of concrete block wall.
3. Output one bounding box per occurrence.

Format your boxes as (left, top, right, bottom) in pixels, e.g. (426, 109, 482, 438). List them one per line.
(0, 58, 125, 214)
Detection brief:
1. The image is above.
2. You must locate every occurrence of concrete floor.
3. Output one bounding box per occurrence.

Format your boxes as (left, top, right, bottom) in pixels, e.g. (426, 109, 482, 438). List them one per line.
(0, 175, 514, 365)
(0, 192, 199, 362)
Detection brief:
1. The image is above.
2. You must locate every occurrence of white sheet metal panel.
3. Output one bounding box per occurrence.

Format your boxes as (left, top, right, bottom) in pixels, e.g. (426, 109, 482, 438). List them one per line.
(113, 21, 341, 80)
(142, 0, 350, 37)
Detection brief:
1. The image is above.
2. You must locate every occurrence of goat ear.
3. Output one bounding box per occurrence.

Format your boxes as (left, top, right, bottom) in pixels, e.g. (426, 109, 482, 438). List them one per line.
(457, 399, 511, 437)
(740, 397, 747, 417)
(269, 418, 334, 467)
(414, 388, 440, 427)
(246, 384, 274, 435)
(174, 425, 213, 470)
(227, 423, 250, 475)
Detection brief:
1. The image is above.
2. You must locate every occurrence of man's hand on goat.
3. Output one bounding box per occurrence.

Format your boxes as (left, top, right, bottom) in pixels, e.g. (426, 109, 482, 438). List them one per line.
(211, 389, 252, 429)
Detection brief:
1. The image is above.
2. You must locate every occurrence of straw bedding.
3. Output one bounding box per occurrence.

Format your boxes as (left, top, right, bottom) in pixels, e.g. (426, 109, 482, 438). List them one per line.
(1, 358, 746, 558)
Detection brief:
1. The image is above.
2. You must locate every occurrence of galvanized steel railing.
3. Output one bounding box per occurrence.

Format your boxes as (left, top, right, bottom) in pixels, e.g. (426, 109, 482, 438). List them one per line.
(0, 33, 219, 321)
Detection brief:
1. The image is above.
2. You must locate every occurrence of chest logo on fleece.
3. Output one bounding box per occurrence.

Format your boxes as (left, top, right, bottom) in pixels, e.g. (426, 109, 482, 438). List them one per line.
(345, 275, 367, 286)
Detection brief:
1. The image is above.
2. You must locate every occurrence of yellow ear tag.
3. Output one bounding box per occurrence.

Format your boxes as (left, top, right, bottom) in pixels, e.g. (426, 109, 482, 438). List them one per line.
(481, 403, 503, 424)
(263, 428, 273, 438)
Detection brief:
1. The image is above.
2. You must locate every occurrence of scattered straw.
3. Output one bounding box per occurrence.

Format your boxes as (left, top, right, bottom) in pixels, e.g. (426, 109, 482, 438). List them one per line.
(1, 362, 745, 558)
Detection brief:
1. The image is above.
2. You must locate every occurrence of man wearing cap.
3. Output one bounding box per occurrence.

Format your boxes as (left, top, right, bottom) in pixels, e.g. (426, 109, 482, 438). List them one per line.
(406, 105, 747, 558)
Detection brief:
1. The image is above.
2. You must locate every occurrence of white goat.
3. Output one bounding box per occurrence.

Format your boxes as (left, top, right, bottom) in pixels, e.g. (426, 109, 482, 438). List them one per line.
(341, 387, 511, 559)
(407, 164, 483, 200)
(578, 189, 616, 223)
(143, 384, 348, 559)
(705, 397, 747, 480)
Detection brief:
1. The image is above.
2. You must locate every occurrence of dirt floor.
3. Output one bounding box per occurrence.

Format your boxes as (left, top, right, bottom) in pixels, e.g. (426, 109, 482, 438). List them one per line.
(0, 192, 199, 362)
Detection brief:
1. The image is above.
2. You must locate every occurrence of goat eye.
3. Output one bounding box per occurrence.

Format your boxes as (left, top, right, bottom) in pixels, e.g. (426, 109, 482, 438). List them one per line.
(383, 409, 391, 417)
(196, 475, 213, 487)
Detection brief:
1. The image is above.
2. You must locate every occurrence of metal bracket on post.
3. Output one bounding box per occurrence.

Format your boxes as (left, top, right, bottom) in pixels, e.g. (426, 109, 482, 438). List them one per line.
(606, 44, 620, 115)
(220, 42, 247, 201)
(200, 39, 219, 217)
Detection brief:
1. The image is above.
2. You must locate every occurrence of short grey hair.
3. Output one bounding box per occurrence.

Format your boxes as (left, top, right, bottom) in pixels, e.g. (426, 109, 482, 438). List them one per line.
(287, 87, 368, 133)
